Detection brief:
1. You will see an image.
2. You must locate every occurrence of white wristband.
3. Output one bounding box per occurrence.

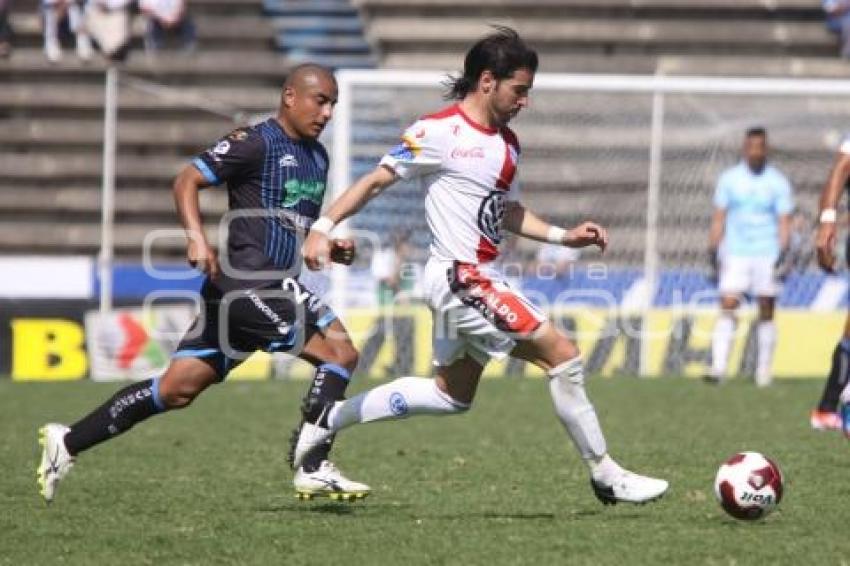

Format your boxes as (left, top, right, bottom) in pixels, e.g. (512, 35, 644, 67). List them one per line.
(820, 208, 837, 224)
(310, 216, 335, 235)
(547, 226, 567, 245)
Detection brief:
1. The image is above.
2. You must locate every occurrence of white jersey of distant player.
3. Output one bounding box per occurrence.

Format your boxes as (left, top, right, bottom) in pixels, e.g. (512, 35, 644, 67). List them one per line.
(379, 103, 521, 265)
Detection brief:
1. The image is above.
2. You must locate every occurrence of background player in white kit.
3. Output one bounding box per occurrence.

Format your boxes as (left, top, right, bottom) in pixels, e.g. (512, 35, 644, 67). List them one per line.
(290, 27, 668, 504)
(706, 127, 793, 387)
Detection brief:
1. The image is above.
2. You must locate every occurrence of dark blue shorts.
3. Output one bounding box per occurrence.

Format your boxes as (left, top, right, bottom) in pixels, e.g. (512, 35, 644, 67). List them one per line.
(173, 277, 338, 379)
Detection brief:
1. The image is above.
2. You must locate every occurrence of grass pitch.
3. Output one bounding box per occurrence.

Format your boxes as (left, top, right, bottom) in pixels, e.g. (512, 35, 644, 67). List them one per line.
(1, 376, 848, 565)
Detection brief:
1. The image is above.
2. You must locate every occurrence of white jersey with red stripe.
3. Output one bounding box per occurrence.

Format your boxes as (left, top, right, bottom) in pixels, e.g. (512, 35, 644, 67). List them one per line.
(379, 104, 544, 366)
(379, 103, 521, 265)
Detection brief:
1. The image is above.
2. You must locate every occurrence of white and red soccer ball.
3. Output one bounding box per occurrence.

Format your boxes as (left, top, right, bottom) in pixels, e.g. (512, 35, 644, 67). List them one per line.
(714, 451, 783, 521)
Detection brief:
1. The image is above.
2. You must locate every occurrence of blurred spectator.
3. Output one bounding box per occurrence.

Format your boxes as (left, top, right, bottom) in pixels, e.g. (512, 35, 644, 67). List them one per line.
(84, 0, 133, 62)
(42, 0, 92, 62)
(824, 0, 850, 57)
(786, 208, 814, 272)
(534, 243, 580, 279)
(0, 0, 12, 58)
(370, 230, 412, 305)
(139, 0, 196, 55)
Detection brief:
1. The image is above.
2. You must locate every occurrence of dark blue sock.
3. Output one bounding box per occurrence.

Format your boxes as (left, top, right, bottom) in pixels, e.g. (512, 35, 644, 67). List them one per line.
(302, 364, 350, 472)
(63, 378, 165, 456)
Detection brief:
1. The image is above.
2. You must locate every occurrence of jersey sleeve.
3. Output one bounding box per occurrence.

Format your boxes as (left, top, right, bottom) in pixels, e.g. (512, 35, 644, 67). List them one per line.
(379, 120, 444, 180)
(774, 172, 794, 215)
(191, 127, 263, 186)
(713, 171, 731, 209)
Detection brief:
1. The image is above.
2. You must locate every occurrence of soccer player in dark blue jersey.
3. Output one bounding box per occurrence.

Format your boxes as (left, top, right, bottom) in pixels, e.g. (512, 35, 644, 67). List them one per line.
(37, 64, 370, 502)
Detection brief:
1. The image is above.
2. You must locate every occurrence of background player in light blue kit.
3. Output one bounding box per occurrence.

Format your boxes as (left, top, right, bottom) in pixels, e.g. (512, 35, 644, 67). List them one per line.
(707, 127, 794, 387)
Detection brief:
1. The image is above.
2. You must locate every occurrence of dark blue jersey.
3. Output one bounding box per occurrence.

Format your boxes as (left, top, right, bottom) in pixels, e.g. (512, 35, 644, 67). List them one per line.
(192, 118, 329, 291)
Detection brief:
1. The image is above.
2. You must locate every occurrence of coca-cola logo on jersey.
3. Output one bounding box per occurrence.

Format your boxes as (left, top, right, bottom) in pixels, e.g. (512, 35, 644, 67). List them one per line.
(478, 191, 506, 244)
(450, 146, 485, 159)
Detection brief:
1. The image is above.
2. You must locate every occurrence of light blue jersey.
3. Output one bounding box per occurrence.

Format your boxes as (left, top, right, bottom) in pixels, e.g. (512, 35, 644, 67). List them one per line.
(713, 161, 793, 258)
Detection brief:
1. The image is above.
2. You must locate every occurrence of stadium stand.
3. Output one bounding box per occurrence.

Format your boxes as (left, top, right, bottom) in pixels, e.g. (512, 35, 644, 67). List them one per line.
(355, 0, 847, 76)
(0, 0, 847, 307)
(0, 0, 371, 260)
(264, 0, 375, 68)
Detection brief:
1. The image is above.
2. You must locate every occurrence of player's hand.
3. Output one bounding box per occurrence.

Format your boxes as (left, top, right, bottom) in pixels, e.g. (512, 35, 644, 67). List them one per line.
(565, 221, 608, 253)
(187, 239, 220, 280)
(302, 230, 332, 271)
(330, 238, 356, 265)
(816, 222, 837, 273)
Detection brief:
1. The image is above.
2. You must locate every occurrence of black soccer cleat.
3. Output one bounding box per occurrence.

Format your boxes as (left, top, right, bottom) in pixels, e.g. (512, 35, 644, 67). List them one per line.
(591, 479, 618, 505)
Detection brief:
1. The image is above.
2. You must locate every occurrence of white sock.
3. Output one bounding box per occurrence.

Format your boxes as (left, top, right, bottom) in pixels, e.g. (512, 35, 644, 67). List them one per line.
(548, 357, 609, 468)
(711, 313, 735, 377)
(588, 454, 626, 485)
(327, 376, 469, 431)
(756, 321, 777, 383)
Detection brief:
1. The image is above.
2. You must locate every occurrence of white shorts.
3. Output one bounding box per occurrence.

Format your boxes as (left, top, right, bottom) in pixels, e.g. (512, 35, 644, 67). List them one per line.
(422, 257, 547, 367)
(719, 255, 780, 297)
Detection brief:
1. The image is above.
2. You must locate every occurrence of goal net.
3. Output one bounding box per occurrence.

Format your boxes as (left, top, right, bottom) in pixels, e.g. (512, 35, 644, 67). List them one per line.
(328, 71, 850, 379)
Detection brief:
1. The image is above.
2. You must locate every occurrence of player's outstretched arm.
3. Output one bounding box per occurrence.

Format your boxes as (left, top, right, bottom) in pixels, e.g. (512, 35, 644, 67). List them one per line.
(303, 165, 398, 270)
(503, 201, 608, 252)
(816, 152, 850, 272)
(173, 164, 220, 279)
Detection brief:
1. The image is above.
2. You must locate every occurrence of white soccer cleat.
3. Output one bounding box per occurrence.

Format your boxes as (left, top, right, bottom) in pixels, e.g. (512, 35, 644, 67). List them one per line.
(289, 421, 335, 471)
(36, 423, 75, 503)
(591, 470, 668, 505)
(293, 461, 370, 501)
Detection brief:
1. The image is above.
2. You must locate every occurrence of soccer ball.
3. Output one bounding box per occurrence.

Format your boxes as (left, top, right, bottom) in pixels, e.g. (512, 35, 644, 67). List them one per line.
(713, 451, 783, 521)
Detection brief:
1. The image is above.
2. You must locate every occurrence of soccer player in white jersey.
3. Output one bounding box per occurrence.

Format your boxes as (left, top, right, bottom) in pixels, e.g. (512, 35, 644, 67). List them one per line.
(289, 27, 668, 504)
(706, 127, 794, 387)
(813, 134, 850, 434)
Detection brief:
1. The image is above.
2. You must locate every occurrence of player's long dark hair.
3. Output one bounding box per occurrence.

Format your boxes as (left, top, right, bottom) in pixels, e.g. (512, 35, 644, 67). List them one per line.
(444, 26, 538, 100)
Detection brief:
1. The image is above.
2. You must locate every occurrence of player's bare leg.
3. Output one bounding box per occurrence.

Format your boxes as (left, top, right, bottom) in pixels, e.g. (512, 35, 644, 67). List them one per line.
(289, 319, 370, 501)
(754, 296, 777, 387)
(511, 321, 669, 505)
(38, 357, 219, 502)
(707, 295, 740, 384)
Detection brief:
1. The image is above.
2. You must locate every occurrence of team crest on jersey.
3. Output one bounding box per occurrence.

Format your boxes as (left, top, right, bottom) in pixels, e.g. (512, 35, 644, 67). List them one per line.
(478, 191, 506, 244)
(206, 140, 231, 163)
